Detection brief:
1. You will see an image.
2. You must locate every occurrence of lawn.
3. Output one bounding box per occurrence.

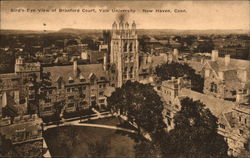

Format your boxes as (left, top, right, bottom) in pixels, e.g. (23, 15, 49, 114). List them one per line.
(44, 117, 136, 158)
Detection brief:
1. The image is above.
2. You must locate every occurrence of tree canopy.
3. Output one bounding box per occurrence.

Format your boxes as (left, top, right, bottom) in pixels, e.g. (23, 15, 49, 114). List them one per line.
(155, 62, 204, 93)
(162, 97, 229, 158)
(107, 81, 166, 140)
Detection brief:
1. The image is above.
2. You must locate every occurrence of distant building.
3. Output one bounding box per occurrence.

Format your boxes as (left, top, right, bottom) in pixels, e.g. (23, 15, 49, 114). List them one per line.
(219, 47, 249, 60)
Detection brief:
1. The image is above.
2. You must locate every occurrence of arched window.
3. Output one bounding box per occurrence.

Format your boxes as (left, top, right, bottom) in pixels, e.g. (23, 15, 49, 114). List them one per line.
(130, 67, 133, 73)
(124, 67, 128, 73)
(129, 43, 133, 51)
(123, 43, 127, 52)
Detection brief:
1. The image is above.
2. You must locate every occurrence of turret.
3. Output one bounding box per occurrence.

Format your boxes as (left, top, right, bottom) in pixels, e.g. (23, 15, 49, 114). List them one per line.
(119, 21, 124, 30)
(112, 21, 117, 30)
(15, 56, 24, 73)
(125, 22, 129, 30)
(132, 21, 136, 35)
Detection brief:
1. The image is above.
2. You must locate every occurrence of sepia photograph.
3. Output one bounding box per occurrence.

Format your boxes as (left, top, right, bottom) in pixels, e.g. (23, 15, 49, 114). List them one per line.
(0, 0, 249, 157)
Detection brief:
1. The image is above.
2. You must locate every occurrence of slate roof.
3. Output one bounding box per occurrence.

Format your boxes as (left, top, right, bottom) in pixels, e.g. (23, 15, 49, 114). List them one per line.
(180, 88, 235, 117)
(43, 64, 108, 83)
(207, 57, 250, 72)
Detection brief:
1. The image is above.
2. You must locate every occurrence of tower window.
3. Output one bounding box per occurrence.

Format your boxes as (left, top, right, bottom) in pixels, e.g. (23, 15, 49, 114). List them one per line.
(123, 43, 127, 52)
(130, 67, 133, 73)
(129, 43, 133, 51)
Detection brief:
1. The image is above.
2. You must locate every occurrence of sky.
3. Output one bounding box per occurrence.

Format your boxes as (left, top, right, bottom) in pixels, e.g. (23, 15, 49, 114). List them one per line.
(0, 0, 249, 31)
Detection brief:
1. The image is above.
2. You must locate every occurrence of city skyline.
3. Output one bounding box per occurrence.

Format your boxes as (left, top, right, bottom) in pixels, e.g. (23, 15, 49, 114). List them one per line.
(1, 1, 249, 31)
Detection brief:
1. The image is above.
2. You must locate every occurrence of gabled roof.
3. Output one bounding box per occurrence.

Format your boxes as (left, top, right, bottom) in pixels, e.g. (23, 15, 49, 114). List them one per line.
(43, 64, 108, 84)
(180, 88, 235, 117)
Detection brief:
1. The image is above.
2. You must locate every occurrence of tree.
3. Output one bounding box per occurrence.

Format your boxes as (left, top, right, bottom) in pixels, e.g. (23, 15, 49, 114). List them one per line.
(107, 81, 166, 140)
(0, 134, 14, 156)
(162, 97, 229, 158)
(155, 62, 204, 93)
(134, 140, 163, 158)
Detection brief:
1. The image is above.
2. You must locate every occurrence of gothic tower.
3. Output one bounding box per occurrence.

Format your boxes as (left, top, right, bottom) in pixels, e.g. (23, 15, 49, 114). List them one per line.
(110, 20, 139, 87)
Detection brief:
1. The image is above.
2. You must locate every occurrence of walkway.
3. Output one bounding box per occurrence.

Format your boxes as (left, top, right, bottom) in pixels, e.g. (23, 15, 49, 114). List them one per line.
(72, 123, 136, 133)
(44, 119, 136, 133)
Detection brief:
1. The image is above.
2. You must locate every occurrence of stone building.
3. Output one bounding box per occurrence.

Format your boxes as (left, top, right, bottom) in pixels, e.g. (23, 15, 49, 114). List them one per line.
(0, 114, 43, 144)
(203, 50, 250, 101)
(110, 20, 139, 87)
(39, 60, 110, 117)
(161, 77, 249, 156)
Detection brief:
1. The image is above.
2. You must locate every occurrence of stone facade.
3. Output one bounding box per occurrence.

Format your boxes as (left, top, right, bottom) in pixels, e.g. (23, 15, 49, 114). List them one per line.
(110, 20, 139, 87)
(203, 51, 250, 101)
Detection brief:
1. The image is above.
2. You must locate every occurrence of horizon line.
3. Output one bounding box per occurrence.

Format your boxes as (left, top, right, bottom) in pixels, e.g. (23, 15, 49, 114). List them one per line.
(1, 28, 249, 32)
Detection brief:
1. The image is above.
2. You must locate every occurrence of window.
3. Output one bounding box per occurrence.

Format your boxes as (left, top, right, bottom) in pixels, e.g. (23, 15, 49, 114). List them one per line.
(103, 84, 106, 88)
(130, 67, 133, 73)
(67, 88, 70, 92)
(219, 124, 225, 129)
(129, 43, 133, 51)
(68, 96, 74, 100)
(123, 43, 127, 52)
(68, 103, 74, 107)
(49, 90, 52, 94)
(231, 90, 236, 96)
(99, 91, 104, 96)
(29, 95, 35, 99)
(58, 82, 62, 89)
(100, 76, 106, 80)
(239, 116, 241, 122)
(45, 98, 51, 103)
(80, 94, 86, 99)
(99, 84, 102, 88)
(244, 143, 249, 151)
(80, 101, 87, 106)
(245, 118, 247, 124)
(69, 79, 74, 83)
(44, 106, 52, 112)
(239, 129, 244, 135)
(78, 87, 82, 92)
(80, 79, 86, 82)
(210, 82, 217, 93)
(99, 99, 105, 104)
(82, 86, 86, 90)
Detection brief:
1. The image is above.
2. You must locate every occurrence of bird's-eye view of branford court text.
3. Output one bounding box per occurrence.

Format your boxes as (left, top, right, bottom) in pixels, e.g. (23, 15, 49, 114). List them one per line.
(0, 1, 250, 158)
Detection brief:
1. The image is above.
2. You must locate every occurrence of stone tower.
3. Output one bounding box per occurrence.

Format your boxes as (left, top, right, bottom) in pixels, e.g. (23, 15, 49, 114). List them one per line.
(110, 20, 139, 87)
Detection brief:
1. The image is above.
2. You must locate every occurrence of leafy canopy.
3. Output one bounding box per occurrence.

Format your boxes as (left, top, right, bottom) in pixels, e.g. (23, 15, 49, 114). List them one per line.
(162, 97, 229, 158)
(107, 81, 166, 139)
(155, 62, 204, 93)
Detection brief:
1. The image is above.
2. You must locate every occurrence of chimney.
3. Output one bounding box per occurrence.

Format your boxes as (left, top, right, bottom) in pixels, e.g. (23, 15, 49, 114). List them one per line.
(211, 50, 219, 61)
(218, 71, 224, 80)
(73, 60, 78, 77)
(14, 90, 20, 104)
(225, 54, 230, 67)
(173, 49, 179, 57)
(2, 92, 7, 107)
(103, 52, 107, 71)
